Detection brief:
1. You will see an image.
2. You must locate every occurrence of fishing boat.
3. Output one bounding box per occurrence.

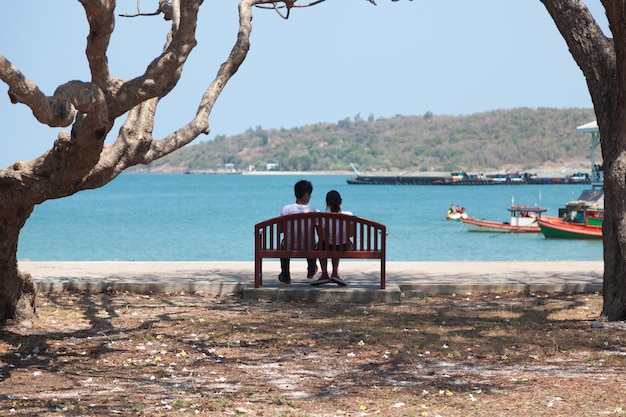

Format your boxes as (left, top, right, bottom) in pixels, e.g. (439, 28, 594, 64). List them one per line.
(461, 205, 547, 233)
(537, 178, 604, 239)
(537, 208, 603, 239)
(534, 120, 604, 239)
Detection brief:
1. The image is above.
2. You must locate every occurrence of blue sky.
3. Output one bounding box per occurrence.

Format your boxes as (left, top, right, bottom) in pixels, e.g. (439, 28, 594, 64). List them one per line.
(0, 1, 608, 169)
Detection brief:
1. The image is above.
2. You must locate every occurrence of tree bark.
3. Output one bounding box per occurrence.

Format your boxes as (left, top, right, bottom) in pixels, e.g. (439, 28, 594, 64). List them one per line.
(601, 141, 626, 320)
(541, 0, 626, 320)
(597, 0, 626, 320)
(0, 201, 36, 326)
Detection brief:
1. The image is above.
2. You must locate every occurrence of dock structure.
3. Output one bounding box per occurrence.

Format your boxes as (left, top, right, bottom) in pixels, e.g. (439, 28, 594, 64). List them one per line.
(346, 171, 591, 186)
(347, 126, 599, 188)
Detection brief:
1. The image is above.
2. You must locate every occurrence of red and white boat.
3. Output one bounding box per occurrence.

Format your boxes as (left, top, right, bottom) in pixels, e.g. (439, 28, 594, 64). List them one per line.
(461, 205, 547, 233)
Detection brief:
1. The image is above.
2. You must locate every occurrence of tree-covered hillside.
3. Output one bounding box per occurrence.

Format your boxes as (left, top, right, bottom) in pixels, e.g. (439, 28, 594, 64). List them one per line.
(143, 107, 597, 173)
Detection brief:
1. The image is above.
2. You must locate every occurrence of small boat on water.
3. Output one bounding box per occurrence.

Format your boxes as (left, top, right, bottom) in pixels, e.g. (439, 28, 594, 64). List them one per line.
(461, 205, 547, 233)
(537, 208, 603, 239)
(446, 205, 468, 221)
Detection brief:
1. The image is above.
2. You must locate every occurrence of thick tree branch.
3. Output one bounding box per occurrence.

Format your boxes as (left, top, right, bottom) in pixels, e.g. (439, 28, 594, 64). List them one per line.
(0, 55, 72, 127)
(79, 0, 275, 189)
(541, 0, 621, 167)
(0, 55, 108, 128)
(540, 0, 614, 96)
(146, 0, 265, 161)
(3, 0, 404, 194)
(110, 0, 200, 118)
(79, 0, 116, 87)
(79, 99, 158, 188)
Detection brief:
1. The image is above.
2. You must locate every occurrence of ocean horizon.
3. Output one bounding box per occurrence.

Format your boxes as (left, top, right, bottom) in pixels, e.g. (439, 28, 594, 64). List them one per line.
(18, 173, 603, 262)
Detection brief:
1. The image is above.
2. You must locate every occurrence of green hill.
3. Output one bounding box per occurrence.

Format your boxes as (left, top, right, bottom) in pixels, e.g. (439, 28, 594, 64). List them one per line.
(141, 107, 597, 173)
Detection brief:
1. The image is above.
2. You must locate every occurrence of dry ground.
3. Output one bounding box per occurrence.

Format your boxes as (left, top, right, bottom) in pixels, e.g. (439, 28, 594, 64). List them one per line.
(0, 290, 625, 416)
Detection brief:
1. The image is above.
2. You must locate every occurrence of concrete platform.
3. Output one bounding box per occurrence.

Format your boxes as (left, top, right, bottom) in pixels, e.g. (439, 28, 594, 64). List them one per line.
(20, 260, 604, 303)
(242, 283, 401, 303)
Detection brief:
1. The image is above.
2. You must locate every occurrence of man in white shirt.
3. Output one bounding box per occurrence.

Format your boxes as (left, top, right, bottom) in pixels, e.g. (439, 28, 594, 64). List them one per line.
(278, 180, 319, 283)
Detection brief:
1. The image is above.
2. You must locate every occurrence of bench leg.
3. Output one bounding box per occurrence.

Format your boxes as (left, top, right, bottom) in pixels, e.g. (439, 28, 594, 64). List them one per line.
(380, 260, 386, 290)
(255, 258, 262, 288)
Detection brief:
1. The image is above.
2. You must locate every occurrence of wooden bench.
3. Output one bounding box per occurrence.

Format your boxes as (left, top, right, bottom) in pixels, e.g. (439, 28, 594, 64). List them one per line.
(254, 212, 387, 288)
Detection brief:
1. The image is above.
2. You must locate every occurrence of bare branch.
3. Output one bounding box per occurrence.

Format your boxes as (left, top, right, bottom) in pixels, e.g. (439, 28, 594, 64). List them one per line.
(540, 0, 614, 103)
(172, 0, 180, 30)
(118, 10, 160, 17)
(79, 0, 116, 86)
(140, 0, 263, 163)
(255, 0, 327, 19)
(0, 55, 71, 127)
(118, 0, 173, 19)
(0, 55, 110, 128)
(253, 0, 394, 19)
(87, 0, 340, 180)
(109, 0, 200, 119)
(4, 0, 408, 191)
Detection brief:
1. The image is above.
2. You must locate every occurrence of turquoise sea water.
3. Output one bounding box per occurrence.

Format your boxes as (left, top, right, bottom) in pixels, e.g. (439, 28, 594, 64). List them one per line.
(18, 174, 603, 262)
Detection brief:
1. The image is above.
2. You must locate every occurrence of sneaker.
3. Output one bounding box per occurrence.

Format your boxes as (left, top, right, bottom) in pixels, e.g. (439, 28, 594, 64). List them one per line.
(330, 272, 347, 286)
(278, 273, 291, 284)
(307, 265, 319, 279)
(310, 272, 330, 286)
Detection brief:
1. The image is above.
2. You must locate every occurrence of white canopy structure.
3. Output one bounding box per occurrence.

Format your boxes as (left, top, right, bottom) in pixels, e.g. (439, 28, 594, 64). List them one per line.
(576, 120, 598, 133)
(576, 120, 603, 186)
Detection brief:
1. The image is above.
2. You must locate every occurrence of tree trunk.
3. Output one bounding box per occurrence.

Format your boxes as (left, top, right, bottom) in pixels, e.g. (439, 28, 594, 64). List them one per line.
(596, 1, 626, 321)
(0, 202, 37, 325)
(599, 119, 626, 320)
(540, 0, 626, 320)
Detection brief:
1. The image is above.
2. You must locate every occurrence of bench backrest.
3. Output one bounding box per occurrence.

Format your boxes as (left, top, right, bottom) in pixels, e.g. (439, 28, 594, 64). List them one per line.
(255, 212, 386, 254)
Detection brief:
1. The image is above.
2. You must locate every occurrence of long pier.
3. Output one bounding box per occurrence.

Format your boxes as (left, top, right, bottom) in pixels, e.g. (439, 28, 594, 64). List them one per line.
(346, 174, 591, 185)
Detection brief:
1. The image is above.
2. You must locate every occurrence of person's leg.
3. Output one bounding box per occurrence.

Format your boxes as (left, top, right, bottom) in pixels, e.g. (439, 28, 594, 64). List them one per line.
(278, 258, 291, 283)
(278, 240, 291, 283)
(319, 257, 329, 275)
(306, 258, 318, 278)
(310, 243, 329, 286)
(331, 243, 344, 277)
(329, 258, 346, 286)
(310, 259, 330, 285)
(331, 258, 340, 277)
